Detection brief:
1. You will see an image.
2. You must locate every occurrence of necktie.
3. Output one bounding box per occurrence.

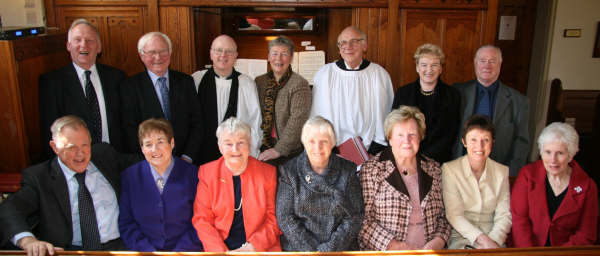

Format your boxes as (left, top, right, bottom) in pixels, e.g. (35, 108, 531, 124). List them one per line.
(74, 172, 102, 250)
(84, 71, 102, 144)
(476, 88, 491, 117)
(156, 177, 165, 193)
(158, 77, 170, 121)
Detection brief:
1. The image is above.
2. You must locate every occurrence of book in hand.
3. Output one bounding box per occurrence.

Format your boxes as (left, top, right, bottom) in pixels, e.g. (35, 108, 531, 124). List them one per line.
(337, 137, 369, 166)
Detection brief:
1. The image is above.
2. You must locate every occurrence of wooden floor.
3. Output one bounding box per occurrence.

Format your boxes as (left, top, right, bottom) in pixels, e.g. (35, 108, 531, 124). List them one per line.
(1, 246, 600, 256)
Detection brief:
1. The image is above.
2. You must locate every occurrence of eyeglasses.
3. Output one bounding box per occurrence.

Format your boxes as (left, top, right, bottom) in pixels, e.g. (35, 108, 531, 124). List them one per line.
(337, 38, 364, 48)
(476, 58, 499, 65)
(211, 48, 236, 56)
(268, 51, 290, 58)
(142, 49, 170, 57)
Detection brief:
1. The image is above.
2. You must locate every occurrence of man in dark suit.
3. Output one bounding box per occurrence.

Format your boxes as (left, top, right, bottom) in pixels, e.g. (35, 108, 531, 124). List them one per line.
(0, 115, 136, 255)
(39, 19, 126, 159)
(120, 32, 203, 164)
(453, 45, 530, 176)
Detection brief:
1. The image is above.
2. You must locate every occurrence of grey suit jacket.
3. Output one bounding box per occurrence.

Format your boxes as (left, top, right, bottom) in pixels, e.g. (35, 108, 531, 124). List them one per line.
(452, 80, 530, 176)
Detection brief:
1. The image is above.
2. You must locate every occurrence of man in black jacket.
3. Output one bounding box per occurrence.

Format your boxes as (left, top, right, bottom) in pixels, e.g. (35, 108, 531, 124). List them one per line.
(39, 19, 125, 159)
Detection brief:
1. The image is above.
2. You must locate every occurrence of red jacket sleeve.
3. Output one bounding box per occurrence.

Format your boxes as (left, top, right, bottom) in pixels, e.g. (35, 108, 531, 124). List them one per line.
(510, 165, 536, 247)
(192, 165, 228, 252)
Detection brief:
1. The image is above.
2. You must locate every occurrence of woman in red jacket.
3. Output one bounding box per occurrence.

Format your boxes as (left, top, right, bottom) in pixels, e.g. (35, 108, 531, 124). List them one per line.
(192, 117, 281, 252)
(511, 122, 598, 247)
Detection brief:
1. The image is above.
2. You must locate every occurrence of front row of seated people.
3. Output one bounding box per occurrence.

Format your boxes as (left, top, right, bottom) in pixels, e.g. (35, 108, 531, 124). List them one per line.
(1, 110, 597, 255)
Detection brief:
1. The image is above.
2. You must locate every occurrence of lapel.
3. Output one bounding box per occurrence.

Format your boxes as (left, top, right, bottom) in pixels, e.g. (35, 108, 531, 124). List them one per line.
(463, 81, 478, 120)
(65, 64, 89, 110)
(141, 71, 166, 118)
(417, 157, 433, 203)
(380, 148, 410, 201)
(530, 161, 552, 224)
(552, 161, 588, 221)
(493, 82, 511, 124)
(167, 70, 178, 122)
(48, 158, 73, 229)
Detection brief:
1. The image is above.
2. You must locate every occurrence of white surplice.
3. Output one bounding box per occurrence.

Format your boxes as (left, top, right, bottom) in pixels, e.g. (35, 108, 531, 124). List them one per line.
(192, 70, 263, 157)
(310, 62, 393, 149)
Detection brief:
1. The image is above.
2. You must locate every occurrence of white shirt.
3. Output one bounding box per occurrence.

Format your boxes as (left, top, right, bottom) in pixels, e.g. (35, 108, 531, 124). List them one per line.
(191, 70, 262, 157)
(311, 62, 393, 148)
(73, 63, 109, 144)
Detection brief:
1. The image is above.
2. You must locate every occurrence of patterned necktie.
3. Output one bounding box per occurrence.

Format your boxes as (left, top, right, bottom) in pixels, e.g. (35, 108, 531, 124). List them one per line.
(84, 71, 102, 144)
(74, 172, 102, 250)
(156, 177, 165, 193)
(158, 77, 171, 121)
(476, 88, 491, 117)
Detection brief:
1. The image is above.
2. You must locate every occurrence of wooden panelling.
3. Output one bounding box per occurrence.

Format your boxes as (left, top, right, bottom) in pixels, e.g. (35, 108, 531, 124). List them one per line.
(398, 9, 483, 88)
(495, 0, 537, 94)
(0, 33, 70, 173)
(563, 90, 600, 134)
(353, 8, 390, 70)
(193, 8, 223, 70)
(326, 8, 352, 63)
(160, 0, 387, 8)
(160, 6, 196, 73)
(55, 6, 147, 75)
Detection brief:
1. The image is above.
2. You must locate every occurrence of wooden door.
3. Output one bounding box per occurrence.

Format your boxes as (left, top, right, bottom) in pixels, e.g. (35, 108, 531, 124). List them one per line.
(398, 9, 484, 88)
(55, 6, 148, 75)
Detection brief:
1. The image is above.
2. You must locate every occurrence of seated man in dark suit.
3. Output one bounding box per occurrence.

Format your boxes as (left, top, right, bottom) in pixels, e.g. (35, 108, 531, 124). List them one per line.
(120, 32, 203, 164)
(0, 115, 138, 255)
(39, 19, 126, 159)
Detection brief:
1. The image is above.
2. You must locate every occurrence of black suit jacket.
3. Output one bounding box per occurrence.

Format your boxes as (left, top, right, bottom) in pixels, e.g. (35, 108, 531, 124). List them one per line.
(39, 63, 126, 158)
(392, 79, 461, 163)
(120, 70, 203, 162)
(0, 143, 136, 249)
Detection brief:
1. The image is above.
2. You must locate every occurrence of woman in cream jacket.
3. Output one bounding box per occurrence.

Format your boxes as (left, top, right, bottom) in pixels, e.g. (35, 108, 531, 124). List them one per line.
(442, 114, 512, 249)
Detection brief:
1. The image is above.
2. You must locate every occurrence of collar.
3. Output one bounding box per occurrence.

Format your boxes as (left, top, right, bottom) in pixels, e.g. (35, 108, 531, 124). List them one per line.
(335, 59, 371, 71)
(298, 151, 341, 186)
(57, 157, 98, 181)
(148, 69, 169, 86)
(460, 155, 490, 181)
(148, 156, 175, 182)
(213, 68, 238, 80)
(476, 79, 499, 94)
(73, 63, 98, 79)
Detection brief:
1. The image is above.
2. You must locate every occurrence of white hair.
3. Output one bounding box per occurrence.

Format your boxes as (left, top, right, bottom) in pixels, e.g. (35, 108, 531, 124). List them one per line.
(216, 117, 251, 143)
(538, 122, 579, 158)
(475, 45, 503, 62)
(301, 116, 336, 146)
(67, 18, 100, 43)
(50, 115, 89, 142)
(137, 31, 172, 54)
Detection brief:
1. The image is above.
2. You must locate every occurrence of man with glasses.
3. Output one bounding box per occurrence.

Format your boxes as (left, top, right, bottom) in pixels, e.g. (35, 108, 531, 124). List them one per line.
(453, 45, 530, 176)
(39, 19, 126, 159)
(311, 26, 393, 155)
(120, 32, 203, 164)
(191, 35, 262, 164)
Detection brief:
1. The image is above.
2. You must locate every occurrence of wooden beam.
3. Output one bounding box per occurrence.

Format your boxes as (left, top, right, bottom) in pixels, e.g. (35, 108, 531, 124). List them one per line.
(147, 0, 159, 31)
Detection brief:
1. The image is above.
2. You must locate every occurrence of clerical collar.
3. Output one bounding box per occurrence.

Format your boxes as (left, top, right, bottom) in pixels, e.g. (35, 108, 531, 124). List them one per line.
(335, 59, 371, 71)
(213, 68, 237, 80)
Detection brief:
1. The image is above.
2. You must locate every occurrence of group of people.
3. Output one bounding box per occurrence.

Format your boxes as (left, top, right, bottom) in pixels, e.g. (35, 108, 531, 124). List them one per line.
(0, 18, 597, 256)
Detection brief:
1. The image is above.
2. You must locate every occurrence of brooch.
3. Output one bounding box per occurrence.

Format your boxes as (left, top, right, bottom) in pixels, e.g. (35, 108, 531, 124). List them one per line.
(305, 175, 311, 184)
(574, 186, 582, 193)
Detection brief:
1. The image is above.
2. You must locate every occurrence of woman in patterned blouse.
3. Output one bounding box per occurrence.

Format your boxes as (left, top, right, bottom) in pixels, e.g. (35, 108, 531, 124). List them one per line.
(358, 106, 450, 250)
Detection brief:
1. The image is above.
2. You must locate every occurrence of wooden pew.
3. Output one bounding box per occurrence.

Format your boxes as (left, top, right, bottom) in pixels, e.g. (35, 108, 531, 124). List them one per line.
(2, 246, 600, 256)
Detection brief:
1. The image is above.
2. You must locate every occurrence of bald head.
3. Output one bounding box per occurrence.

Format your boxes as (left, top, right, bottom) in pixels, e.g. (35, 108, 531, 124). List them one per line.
(210, 35, 239, 77)
(337, 26, 367, 69)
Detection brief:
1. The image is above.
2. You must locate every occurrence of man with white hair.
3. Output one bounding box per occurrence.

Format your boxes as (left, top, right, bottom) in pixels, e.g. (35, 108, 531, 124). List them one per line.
(39, 19, 126, 158)
(120, 32, 203, 164)
(311, 26, 393, 155)
(191, 35, 262, 164)
(453, 45, 530, 176)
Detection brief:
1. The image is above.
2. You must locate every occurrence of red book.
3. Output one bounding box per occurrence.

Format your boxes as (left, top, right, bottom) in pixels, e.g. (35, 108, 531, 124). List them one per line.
(337, 137, 369, 166)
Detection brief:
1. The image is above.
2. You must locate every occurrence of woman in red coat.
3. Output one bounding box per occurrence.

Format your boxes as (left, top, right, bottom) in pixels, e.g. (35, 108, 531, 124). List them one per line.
(192, 117, 281, 252)
(511, 122, 598, 247)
